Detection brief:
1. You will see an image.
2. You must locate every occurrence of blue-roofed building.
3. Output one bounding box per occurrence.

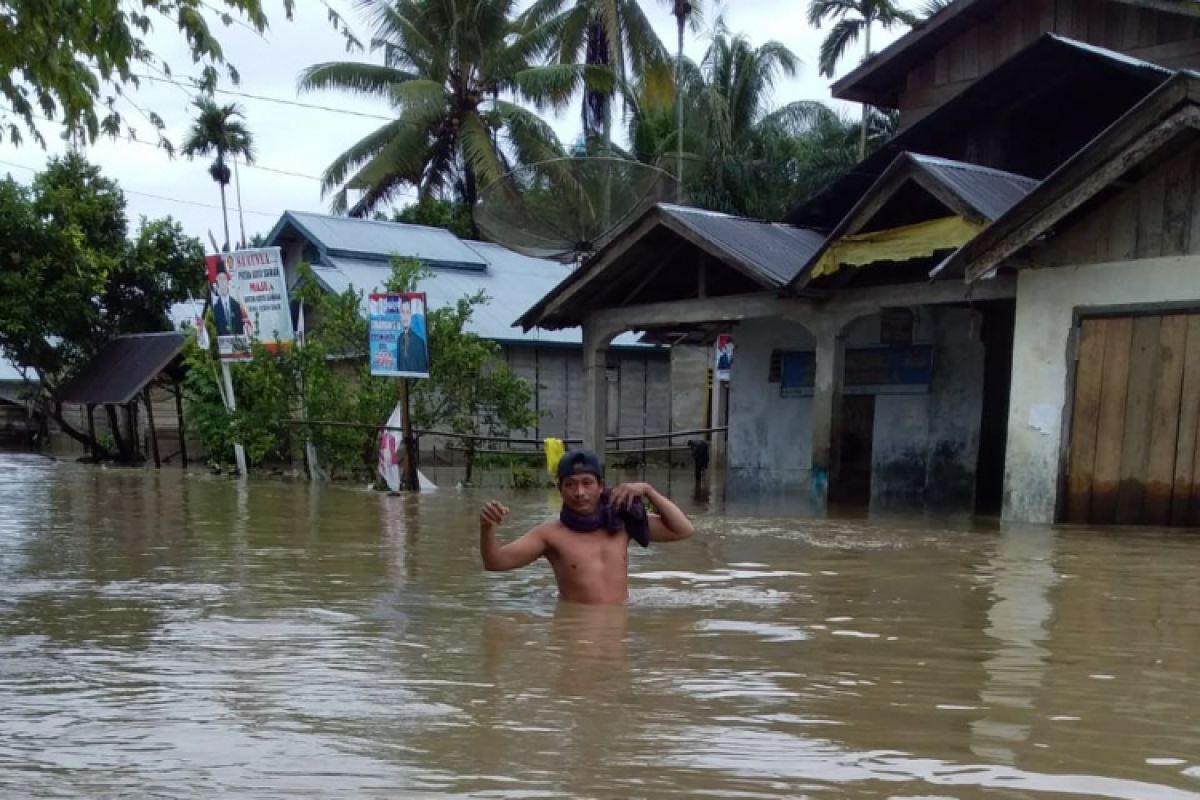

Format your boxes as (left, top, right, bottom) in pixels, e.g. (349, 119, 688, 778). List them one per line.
(264, 211, 676, 445)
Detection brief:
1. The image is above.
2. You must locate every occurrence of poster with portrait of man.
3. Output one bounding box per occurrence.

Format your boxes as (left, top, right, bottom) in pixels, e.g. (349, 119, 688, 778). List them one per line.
(206, 247, 294, 361)
(368, 292, 430, 378)
(714, 334, 734, 381)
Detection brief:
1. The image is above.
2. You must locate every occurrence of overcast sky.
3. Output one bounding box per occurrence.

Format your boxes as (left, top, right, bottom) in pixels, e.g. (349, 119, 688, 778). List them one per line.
(0, 1, 909, 247)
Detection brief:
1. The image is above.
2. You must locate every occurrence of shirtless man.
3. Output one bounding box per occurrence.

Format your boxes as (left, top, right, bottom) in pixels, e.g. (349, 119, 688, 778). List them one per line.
(479, 449, 694, 605)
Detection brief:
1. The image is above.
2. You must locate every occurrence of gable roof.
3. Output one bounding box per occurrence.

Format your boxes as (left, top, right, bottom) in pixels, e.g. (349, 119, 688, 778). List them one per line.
(517, 203, 827, 331)
(832, 0, 1198, 107)
(266, 210, 488, 270)
(57, 333, 186, 406)
(936, 71, 1200, 281)
(791, 34, 1172, 230)
(790, 152, 1037, 288)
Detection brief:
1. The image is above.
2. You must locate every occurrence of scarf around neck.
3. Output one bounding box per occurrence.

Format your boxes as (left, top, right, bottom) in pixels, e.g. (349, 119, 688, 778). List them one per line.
(560, 488, 650, 548)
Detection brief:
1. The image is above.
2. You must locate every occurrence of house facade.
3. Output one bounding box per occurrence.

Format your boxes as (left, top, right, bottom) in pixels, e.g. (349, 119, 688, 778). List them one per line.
(519, 0, 1200, 524)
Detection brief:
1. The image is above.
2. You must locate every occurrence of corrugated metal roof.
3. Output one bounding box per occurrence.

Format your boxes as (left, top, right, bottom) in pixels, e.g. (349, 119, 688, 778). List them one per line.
(315, 248, 646, 348)
(277, 211, 488, 269)
(57, 333, 187, 405)
(909, 154, 1039, 220)
(660, 204, 827, 285)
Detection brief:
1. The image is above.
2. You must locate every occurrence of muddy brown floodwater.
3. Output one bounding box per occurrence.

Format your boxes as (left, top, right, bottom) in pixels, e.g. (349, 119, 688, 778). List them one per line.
(1, 452, 1199, 798)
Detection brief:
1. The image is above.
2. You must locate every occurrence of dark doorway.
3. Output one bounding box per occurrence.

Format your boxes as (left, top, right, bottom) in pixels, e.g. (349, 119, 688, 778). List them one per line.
(834, 394, 876, 506)
(975, 300, 1016, 515)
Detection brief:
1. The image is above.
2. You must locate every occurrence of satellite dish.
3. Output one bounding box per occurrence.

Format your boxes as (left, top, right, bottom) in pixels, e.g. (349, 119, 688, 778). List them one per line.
(474, 157, 682, 265)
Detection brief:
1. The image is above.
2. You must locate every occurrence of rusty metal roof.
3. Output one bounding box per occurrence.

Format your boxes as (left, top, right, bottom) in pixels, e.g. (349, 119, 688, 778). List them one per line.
(57, 332, 187, 405)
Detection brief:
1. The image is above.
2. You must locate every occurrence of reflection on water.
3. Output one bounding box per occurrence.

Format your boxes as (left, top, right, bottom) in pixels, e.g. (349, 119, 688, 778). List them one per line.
(1, 452, 1200, 798)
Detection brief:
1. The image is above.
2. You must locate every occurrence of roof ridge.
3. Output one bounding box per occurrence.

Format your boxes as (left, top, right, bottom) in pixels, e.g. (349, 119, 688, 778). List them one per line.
(907, 152, 1039, 183)
(286, 209, 461, 237)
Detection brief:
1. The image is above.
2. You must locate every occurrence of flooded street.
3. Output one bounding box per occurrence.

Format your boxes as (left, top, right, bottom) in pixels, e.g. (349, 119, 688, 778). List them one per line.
(2, 453, 1199, 799)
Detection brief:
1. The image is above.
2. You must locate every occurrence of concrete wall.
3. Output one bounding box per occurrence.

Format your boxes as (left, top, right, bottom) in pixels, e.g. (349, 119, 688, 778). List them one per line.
(1004, 255, 1200, 523)
(845, 307, 983, 509)
(670, 344, 710, 436)
(725, 307, 984, 508)
(727, 319, 816, 492)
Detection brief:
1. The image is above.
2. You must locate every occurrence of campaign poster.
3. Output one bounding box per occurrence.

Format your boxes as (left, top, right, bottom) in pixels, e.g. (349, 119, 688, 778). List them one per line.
(714, 334, 734, 381)
(206, 247, 294, 362)
(369, 292, 430, 378)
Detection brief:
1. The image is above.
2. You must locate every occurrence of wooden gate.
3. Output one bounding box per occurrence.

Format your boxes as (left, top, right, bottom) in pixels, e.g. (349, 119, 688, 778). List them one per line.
(1066, 313, 1200, 526)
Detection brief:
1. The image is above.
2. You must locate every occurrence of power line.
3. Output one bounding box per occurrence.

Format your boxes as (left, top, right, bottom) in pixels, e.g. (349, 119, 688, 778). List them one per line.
(0, 158, 279, 217)
(134, 73, 396, 122)
(1, 105, 328, 183)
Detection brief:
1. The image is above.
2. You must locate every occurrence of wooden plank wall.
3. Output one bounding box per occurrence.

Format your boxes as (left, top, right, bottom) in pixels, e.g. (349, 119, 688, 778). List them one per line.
(1067, 313, 1200, 526)
(899, 0, 1200, 126)
(1037, 142, 1200, 268)
(503, 346, 671, 447)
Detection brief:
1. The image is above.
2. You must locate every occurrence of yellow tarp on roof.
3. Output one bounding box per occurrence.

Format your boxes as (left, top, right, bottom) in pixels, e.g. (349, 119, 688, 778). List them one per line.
(810, 216, 985, 279)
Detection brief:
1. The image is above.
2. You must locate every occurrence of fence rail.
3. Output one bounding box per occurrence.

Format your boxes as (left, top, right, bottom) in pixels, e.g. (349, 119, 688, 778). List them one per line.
(280, 418, 726, 446)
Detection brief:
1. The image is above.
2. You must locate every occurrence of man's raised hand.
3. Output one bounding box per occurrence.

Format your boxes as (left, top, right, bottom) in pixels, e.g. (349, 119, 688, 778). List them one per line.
(480, 501, 510, 530)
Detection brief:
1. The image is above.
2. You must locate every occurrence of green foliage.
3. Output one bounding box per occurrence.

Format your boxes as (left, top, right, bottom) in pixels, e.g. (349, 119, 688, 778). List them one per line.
(392, 199, 476, 239)
(0, 1, 314, 150)
(0, 154, 205, 458)
(299, 0, 572, 215)
(181, 97, 255, 249)
(186, 258, 536, 480)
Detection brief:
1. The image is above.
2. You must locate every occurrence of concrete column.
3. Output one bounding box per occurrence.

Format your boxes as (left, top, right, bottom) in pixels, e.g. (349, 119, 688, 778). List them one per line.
(811, 321, 846, 497)
(582, 323, 616, 455)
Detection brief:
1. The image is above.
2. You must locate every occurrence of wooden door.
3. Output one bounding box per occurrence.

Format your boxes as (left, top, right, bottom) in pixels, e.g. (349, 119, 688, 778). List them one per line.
(1066, 313, 1200, 526)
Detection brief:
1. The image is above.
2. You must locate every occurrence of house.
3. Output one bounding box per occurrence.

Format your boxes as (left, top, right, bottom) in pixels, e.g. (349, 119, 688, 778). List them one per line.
(264, 212, 686, 449)
(518, 0, 1200, 523)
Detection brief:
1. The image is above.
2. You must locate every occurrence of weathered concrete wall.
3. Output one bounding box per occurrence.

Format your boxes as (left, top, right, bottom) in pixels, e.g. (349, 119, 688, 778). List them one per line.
(670, 345, 710, 436)
(726, 308, 984, 508)
(727, 318, 816, 492)
(1005, 256, 1200, 523)
(924, 307, 986, 508)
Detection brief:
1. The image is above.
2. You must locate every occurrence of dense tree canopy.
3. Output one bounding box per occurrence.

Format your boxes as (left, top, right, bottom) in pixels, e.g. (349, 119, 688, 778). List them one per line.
(0, 154, 205, 457)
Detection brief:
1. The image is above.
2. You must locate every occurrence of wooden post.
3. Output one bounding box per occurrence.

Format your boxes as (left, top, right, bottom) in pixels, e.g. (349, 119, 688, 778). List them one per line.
(143, 387, 161, 468)
(401, 378, 419, 490)
(86, 404, 98, 460)
(174, 379, 189, 468)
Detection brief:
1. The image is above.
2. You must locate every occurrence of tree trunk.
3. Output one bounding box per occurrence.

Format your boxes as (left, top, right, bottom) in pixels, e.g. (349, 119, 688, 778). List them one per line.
(105, 404, 132, 462)
(859, 23, 872, 161)
(218, 160, 232, 252)
(233, 157, 248, 249)
(676, 13, 685, 198)
(40, 397, 117, 460)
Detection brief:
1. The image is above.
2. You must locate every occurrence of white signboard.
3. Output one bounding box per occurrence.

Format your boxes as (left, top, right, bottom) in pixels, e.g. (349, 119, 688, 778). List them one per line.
(207, 247, 294, 361)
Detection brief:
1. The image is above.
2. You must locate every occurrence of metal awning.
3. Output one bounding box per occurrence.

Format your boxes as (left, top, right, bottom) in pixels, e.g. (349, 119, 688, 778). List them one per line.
(57, 332, 187, 406)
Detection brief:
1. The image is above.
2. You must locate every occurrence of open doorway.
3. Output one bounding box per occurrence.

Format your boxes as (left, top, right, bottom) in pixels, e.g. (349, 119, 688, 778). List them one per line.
(834, 394, 876, 506)
(975, 300, 1016, 515)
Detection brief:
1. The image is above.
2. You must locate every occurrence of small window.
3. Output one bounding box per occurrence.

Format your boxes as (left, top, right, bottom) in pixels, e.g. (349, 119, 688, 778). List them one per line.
(881, 307, 915, 346)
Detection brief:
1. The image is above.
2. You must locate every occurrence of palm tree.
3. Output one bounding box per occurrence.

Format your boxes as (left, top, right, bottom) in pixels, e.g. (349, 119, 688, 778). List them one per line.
(628, 29, 802, 216)
(808, 0, 915, 159)
(300, 0, 571, 217)
(523, 0, 667, 148)
(180, 97, 255, 251)
(663, 0, 701, 190)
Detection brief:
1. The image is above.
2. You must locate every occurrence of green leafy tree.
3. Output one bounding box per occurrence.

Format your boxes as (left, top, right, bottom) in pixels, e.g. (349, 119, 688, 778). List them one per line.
(298, 0, 571, 217)
(808, 0, 916, 158)
(387, 260, 536, 484)
(0, 154, 205, 459)
(181, 98, 255, 251)
(391, 199, 476, 240)
(0, 1, 331, 149)
(186, 259, 535, 483)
